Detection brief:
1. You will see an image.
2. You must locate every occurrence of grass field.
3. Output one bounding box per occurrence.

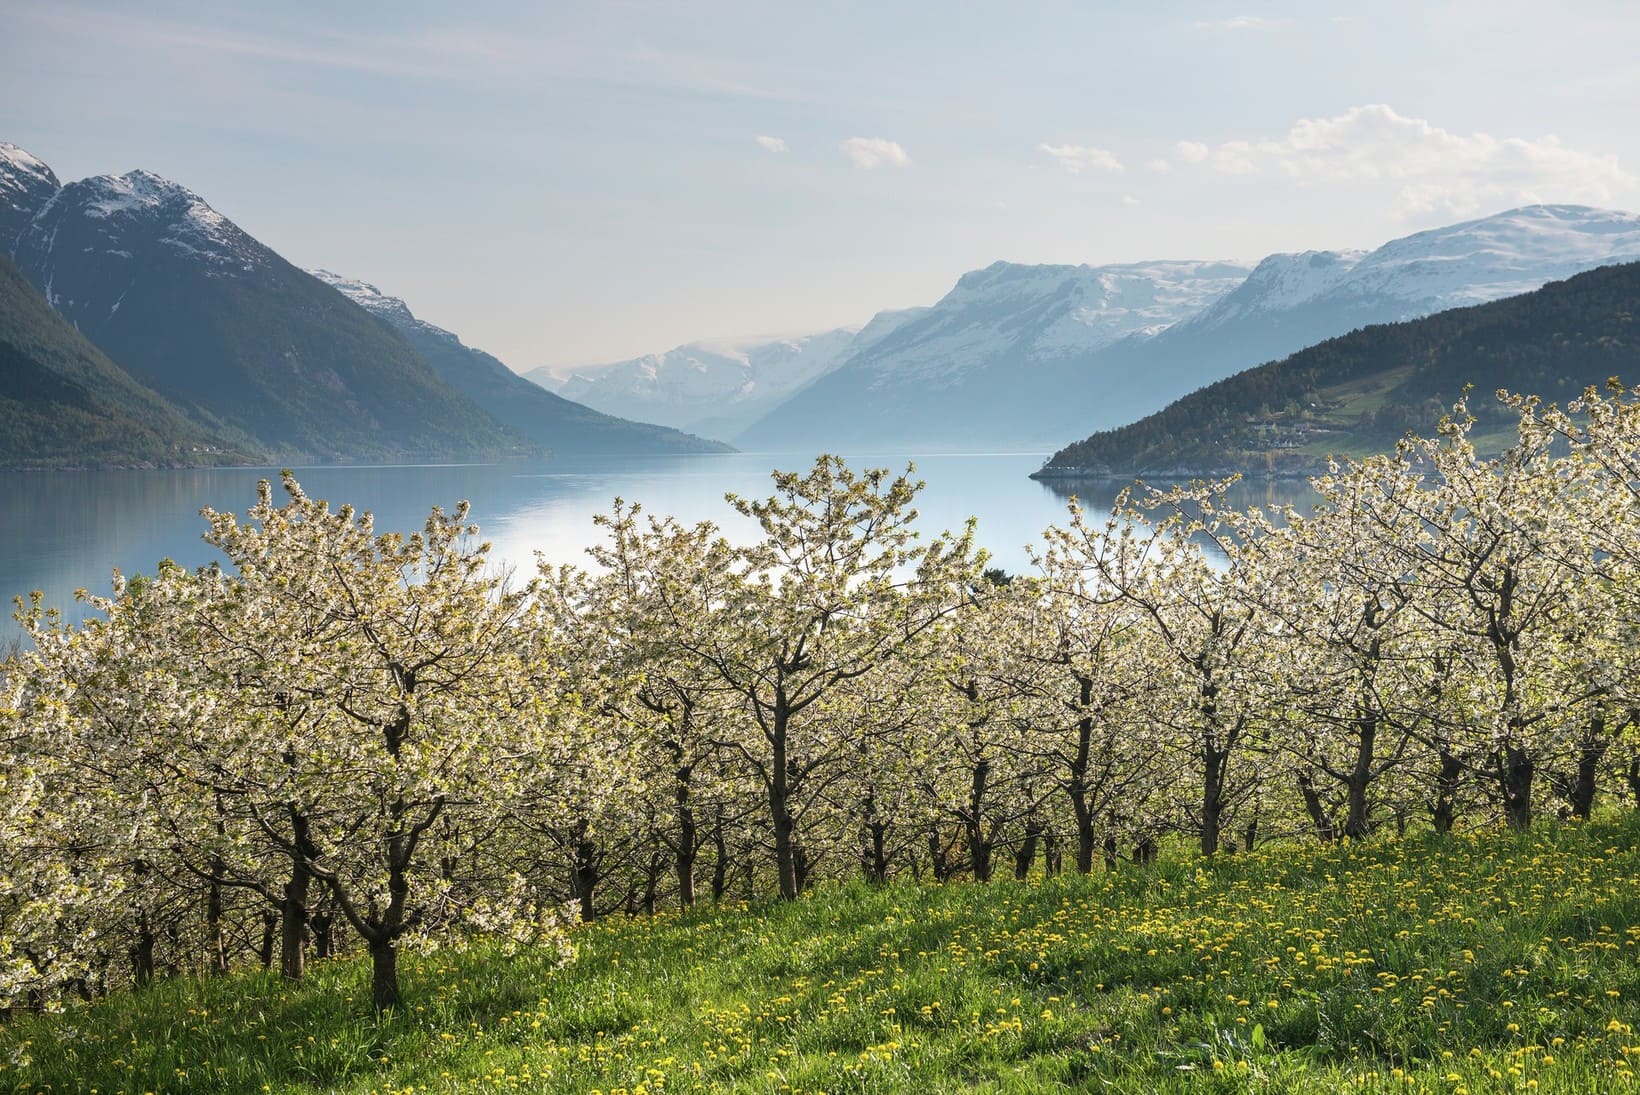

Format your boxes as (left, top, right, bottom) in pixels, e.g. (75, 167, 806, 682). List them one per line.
(3, 817, 1638, 1093)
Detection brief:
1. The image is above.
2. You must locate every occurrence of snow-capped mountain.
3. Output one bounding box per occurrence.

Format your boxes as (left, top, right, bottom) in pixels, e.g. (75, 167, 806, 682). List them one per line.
(540, 322, 897, 438)
(311, 269, 731, 455)
(0, 143, 59, 254)
(1184, 204, 1640, 331)
(309, 269, 420, 327)
(14, 169, 273, 324)
(5, 148, 533, 461)
(735, 260, 1253, 452)
(846, 260, 1255, 385)
(738, 205, 1640, 453)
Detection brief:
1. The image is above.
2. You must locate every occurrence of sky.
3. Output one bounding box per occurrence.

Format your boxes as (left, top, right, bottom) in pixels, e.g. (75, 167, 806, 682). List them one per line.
(4, 1, 1640, 370)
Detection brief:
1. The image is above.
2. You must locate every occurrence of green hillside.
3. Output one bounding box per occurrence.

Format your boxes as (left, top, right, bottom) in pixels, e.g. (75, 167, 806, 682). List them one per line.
(0, 255, 246, 468)
(86, 259, 538, 463)
(1039, 261, 1640, 479)
(3, 816, 1638, 1093)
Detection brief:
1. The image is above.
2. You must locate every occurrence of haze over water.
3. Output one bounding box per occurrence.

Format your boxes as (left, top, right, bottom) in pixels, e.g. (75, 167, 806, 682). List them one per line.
(2, 453, 1318, 637)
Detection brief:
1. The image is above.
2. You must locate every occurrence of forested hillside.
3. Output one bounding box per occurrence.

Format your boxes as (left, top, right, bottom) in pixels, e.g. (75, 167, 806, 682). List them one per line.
(1039, 260, 1640, 478)
(0, 255, 244, 468)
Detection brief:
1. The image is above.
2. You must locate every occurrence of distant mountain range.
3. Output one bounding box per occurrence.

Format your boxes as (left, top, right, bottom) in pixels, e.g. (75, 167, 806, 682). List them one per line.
(533, 326, 868, 440)
(541, 205, 1640, 454)
(0, 142, 724, 467)
(10, 136, 1640, 472)
(1035, 260, 1640, 480)
(737, 259, 1256, 452)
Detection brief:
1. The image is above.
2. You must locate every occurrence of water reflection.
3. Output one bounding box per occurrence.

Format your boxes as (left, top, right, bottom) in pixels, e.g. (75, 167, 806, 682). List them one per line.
(3, 457, 1335, 639)
(3, 451, 1102, 633)
(1034, 475, 1321, 515)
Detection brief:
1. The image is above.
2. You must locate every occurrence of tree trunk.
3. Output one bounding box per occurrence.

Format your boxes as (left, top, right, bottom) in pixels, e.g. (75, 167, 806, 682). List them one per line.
(1567, 719, 1608, 820)
(1013, 820, 1041, 881)
(770, 710, 799, 901)
(865, 821, 890, 885)
(674, 761, 697, 908)
(793, 842, 812, 894)
(643, 851, 665, 915)
(1201, 738, 1227, 856)
(369, 938, 401, 1012)
(1432, 747, 1463, 834)
(1069, 683, 1097, 875)
(964, 758, 993, 883)
(710, 808, 729, 900)
(1134, 834, 1157, 865)
(281, 871, 311, 980)
(311, 912, 334, 960)
(1343, 715, 1378, 839)
(1297, 772, 1338, 843)
(206, 861, 229, 976)
(1627, 752, 1640, 811)
(573, 836, 600, 922)
(259, 910, 278, 970)
(1500, 743, 1534, 831)
(927, 828, 953, 883)
(280, 811, 316, 980)
(1102, 832, 1120, 872)
(131, 917, 156, 987)
(1043, 830, 1062, 876)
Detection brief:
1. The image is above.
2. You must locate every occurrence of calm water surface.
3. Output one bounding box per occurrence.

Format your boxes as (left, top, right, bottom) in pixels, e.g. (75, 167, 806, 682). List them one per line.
(0, 451, 1316, 635)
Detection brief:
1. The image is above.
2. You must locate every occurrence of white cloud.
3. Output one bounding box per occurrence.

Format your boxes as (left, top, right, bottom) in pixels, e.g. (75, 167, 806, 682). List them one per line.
(1122, 193, 1141, 206)
(1176, 104, 1638, 217)
(840, 136, 910, 169)
(1192, 15, 1281, 32)
(1038, 143, 1124, 175)
(1147, 158, 1171, 173)
(755, 135, 788, 153)
(1175, 140, 1209, 164)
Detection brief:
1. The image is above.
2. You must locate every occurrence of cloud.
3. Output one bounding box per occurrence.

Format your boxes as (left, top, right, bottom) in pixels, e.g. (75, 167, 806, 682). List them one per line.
(1176, 104, 1638, 217)
(1175, 140, 1209, 164)
(1192, 15, 1282, 31)
(1147, 158, 1172, 173)
(1038, 143, 1124, 175)
(755, 135, 788, 153)
(840, 137, 910, 169)
(1122, 193, 1141, 206)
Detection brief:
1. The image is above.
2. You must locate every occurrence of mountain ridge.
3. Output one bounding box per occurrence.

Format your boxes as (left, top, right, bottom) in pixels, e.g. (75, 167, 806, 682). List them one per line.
(311, 270, 733, 455)
(1035, 259, 1640, 480)
(0, 142, 728, 465)
(736, 205, 1640, 453)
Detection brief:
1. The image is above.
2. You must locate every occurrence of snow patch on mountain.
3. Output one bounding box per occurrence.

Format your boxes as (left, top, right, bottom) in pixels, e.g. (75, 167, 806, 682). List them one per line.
(0, 143, 57, 194)
(551, 326, 865, 435)
(1342, 204, 1640, 307)
(0, 142, 61, 254)
(1185, 205, 1640, 331)
(841, 260, 1253, 388)
(54, 170, 264, 271)
(310, 269, 420, 327)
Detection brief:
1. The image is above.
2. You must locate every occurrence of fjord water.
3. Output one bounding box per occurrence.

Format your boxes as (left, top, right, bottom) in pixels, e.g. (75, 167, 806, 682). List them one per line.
(1, 453, 1316, 636)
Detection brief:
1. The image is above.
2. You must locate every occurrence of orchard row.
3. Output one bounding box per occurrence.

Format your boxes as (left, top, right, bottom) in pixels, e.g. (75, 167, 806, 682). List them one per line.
(4, 387, 1640, 1013)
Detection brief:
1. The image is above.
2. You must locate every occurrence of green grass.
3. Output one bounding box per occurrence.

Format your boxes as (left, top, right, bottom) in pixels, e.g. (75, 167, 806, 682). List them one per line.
(5, 818, 1640, 1093)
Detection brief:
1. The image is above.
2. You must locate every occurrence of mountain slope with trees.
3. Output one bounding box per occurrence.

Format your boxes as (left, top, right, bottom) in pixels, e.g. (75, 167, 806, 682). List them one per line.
(1037, 259, 1640, 478)
(2, 143, 728, 465)
(9, 170, 533, 463)
(0, 254, 246, 468)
